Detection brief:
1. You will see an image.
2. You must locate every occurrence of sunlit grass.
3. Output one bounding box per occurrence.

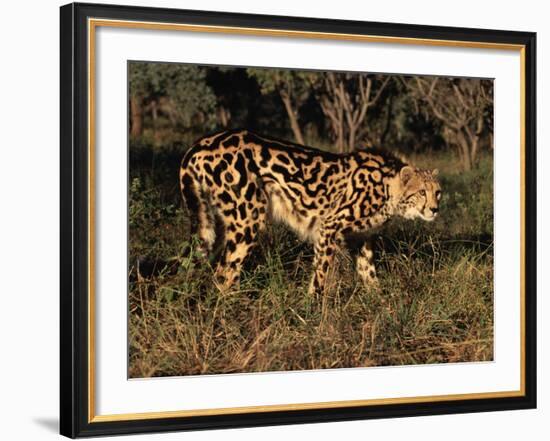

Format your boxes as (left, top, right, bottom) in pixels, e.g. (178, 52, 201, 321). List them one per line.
(128, 150, 493, 377)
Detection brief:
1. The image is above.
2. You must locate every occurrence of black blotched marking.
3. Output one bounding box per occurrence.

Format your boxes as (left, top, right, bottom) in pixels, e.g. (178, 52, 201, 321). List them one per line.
(243, 149, 260, 173)
(223, 209, 237, 218)
(226, 240, 236, 253)
(204, 163, 214, 175)
(219, 191, 233, 204)
(320, 164, 340, 182)
(259, 146, 272, 167)
(363, 162, 381, 173)
(225, 172, 234, 183)
(256, 188, 265, 202)
(356, 171, 367, 186)
(241, 131, 256, 145)
(237, 202, 247, 220)
(243, 226, 253, 244)
(222, 135, 241, 148)
(244, 182, 256, 201)
(181, 173, 198, 213)
(213, 160, 229, 187)
(271, 164, 292, 180)
(208, 131, 230, 150)
(276, 154, 290, 165)
(223, 153, 234, 164)
(308, 216, 317, 230)
(234, 153, 247, 190)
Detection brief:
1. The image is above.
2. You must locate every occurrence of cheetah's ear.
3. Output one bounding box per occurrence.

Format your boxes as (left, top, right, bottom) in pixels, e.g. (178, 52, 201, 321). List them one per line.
(399, 166, 415, 185)
(432, 168, 439, 177)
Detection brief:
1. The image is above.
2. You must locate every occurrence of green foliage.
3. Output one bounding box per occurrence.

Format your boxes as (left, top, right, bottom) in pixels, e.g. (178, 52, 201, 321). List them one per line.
(408, 151, 494, 237)
(391, 89, 446, 153)
(128, 63, 493, 167)
(129, 176, 185, 263)
(247, 68, 312, 97)
(129, 62, 217, 131)
(247, 68, 316, 142)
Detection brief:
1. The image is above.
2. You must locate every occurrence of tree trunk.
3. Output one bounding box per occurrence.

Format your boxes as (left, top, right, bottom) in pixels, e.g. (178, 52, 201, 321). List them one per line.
(380, 93, 394, 145)
(130, 96, 143, 138)
(456, 131, 472, 171)
(150, 100, 159, 142)
(337, 127, 344, 152)
(280, 93, 305, 145)
(336, 106, 345, 153)
(470, 136, 479, 168)
(466, 115, 483, 168)
(348, 126, 357, 153)
(217, 106, 230, 127)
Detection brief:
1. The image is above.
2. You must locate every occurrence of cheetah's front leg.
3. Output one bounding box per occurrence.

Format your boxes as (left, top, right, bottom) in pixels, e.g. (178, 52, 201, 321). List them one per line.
(214, 235, 254, 292)
(355, 238, 379, 288)
(308, 230, 340, 295)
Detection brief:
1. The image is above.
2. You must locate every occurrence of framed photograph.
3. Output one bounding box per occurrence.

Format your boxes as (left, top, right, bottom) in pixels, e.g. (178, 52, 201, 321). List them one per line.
(60, 2, 536, 438)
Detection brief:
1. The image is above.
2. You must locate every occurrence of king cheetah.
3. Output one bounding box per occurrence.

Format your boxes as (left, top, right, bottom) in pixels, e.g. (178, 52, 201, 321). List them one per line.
(180, 129, 441, 294)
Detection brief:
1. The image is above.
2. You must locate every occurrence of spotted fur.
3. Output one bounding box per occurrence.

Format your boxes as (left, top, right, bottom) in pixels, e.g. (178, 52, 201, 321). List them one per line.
(180, 129, 441, 293)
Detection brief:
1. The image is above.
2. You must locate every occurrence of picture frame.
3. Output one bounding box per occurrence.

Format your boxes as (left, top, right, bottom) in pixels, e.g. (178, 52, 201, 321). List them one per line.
(60, 2, 537, 438)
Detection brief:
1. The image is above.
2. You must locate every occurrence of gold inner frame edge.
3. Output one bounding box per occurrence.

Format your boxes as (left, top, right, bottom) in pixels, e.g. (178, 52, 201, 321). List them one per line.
(87, 18, 527, 423)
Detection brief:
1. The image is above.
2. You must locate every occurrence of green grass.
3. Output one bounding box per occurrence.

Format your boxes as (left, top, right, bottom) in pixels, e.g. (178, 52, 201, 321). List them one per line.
(128, 149, 493, 378)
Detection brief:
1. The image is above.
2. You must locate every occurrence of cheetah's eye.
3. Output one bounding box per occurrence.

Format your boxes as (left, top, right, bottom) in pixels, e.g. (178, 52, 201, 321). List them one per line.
(419, 189, 426, 197)
(435, 190, 442, 200)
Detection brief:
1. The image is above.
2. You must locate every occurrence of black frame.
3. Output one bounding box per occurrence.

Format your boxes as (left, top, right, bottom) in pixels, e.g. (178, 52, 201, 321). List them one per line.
(60, 2, 537, 438)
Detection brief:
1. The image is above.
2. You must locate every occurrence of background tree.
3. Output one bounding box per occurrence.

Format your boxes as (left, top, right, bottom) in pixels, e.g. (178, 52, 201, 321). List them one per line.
(128, 63, 494, 168)
(404, 76, 493, 170)
(129, 63, 217, 142)
(247, 69, 312, 145)
(310, 72, 390, 152)
(206, 67, 265, 130)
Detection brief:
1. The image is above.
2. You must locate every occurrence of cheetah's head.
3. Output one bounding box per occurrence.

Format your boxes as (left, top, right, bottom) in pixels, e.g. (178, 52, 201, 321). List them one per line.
(394, 166, 442, 222)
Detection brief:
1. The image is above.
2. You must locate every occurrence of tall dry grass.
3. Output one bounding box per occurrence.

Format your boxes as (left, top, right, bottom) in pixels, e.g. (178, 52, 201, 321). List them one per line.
(128, 151, 493, 377)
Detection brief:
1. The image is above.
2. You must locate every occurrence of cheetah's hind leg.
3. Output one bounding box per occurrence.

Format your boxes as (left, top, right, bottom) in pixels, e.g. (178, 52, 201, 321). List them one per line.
(213, 190, 268, 292)
(180, 171, 216, 264)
